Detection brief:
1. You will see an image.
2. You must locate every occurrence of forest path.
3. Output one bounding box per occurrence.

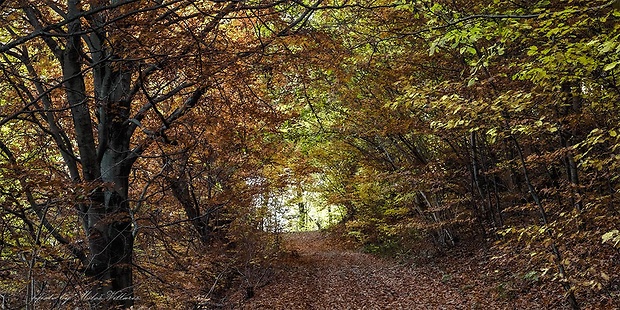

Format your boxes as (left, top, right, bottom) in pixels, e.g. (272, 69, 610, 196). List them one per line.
(240, 231, 471, 309)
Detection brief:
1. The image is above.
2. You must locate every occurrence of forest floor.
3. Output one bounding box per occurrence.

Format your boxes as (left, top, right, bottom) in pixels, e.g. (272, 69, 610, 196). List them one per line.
(234, 231, 584, 310)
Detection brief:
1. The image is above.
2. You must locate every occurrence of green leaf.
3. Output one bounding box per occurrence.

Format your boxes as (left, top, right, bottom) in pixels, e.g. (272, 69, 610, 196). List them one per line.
(602, 230, 619, 244)
(497, 46, 505, 56)
(429, 41, 439, 56)
(603, 61, 618, 71)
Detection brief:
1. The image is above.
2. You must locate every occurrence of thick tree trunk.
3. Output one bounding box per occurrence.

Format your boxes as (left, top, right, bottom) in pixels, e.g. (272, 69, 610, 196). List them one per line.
(63, 9, 135, 304)
(21, 1, 137, 306)
(11, 1, 214, 308)
(85, 188, 134, 309)
(86, 62, 135, 308)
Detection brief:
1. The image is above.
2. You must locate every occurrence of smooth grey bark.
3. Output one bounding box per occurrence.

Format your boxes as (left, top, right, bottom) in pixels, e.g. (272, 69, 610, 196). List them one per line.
(57, 1, 134, 307)
(18, 1, 162, 307)
(64, 0, 100, 182)
(4, 0, 297, 307)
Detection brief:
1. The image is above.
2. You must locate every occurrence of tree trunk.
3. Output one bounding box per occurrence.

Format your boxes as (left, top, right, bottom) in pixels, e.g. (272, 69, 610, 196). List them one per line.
(167, 170, 213, 245)
(84, 188, 134, 309)
(85, 60, 135, 309)
(20, 1, 137, 306)
(511, 135, 580, 310)
(559, 82, 583, 212)
(62, 4, 135, 303)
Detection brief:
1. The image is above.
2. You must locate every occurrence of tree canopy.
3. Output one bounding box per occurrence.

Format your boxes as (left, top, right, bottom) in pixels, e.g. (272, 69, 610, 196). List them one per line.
(1, 0, 619, 309)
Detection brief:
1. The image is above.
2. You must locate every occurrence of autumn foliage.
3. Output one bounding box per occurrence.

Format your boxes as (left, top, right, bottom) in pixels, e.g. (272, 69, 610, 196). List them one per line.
(1, 0, 619, 309)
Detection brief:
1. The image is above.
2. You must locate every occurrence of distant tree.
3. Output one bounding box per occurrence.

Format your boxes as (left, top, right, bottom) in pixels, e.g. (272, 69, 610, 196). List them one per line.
(278, 0, 620, 308)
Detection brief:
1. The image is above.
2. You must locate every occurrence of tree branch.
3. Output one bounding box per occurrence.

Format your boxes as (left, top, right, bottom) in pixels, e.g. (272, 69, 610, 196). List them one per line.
(0, 141, 87, 265)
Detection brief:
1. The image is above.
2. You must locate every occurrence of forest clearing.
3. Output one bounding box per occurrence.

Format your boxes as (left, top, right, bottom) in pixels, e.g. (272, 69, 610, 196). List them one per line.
(1, 0, 620, 309)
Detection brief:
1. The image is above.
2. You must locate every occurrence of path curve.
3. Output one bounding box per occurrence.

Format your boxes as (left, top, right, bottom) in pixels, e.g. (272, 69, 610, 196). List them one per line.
(240, 231, 470, 309)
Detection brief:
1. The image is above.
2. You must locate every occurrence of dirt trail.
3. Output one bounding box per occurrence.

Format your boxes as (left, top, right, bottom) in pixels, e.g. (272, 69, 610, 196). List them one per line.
(240, 231, 470, 309)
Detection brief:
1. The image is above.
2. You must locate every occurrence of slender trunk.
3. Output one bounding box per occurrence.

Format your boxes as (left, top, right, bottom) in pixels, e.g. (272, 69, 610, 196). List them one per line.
(609, 173, 617, 214)
(559, 82, 583, 212)
(167, 171, 212, 244)
(419, 191, 455, 247)
(468, 133, 488, 238)
(492, 175, 504, 226)
(479, 137, 501, 227)
(471, 132, 496, 227)
(511, 136, 580, 310)
(566, 153, 582, 211)
(296, 184, 308, 230)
